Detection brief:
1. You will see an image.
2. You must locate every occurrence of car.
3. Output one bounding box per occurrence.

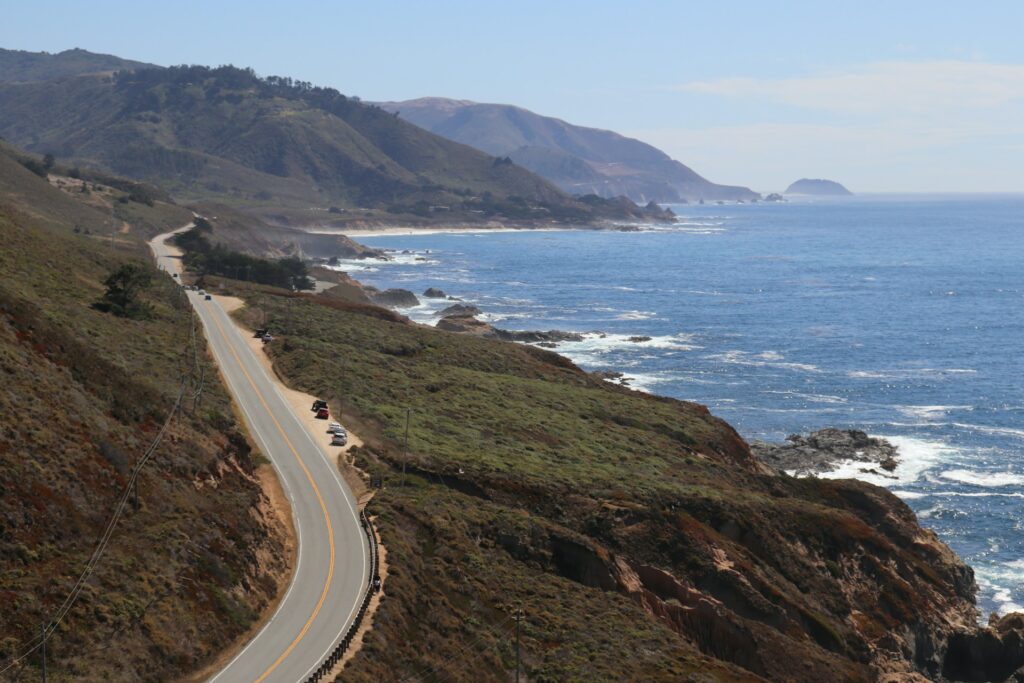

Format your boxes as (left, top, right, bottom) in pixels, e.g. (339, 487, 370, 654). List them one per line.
(312, 399, 328, 412)
(315, 406, 330, 419)
(327, 422, 344, 434)
(254, 328, 268, 339)
(172, 273, 178, 278)
(205, 294, 212, 300)
(261, 334, 274, 343)
(330, 432, 348, 446)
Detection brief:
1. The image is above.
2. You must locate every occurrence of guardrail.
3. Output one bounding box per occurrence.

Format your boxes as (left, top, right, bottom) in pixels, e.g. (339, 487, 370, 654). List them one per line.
(305, 508, 380, 683)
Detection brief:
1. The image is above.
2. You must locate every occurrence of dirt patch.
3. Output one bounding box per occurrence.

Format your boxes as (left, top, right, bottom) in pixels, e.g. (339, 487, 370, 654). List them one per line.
(216, 295, 245, 313)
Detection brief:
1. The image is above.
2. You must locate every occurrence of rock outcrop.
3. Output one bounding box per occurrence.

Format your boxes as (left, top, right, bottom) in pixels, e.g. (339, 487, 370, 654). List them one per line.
(370, 288, 420, 308)
(437, 303, 482, 317)
(750, 428, 899, 476)
(423, 287, 447, 298)
(435, 314, 496, 336)
(944, 613, 1024, 681)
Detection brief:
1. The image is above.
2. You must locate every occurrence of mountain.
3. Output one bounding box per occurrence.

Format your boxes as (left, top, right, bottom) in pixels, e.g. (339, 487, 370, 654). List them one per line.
(0, 55, 668, 226)
(378, 97, 759, 203)
(785, 178, 852, 196)
(0, 46, 155, 83)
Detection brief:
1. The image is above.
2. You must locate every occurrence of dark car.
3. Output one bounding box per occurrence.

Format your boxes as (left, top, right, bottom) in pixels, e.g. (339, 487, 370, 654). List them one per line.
(312, 399, 328, 412)
(204, 294, 212, 300)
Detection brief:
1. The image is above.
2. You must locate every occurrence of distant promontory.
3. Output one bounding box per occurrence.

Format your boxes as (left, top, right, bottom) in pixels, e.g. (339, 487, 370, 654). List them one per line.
(785, 178, 852, 196)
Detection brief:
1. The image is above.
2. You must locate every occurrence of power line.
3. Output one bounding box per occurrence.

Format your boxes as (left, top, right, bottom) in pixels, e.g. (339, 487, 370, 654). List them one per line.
(0, 306, 202, 678)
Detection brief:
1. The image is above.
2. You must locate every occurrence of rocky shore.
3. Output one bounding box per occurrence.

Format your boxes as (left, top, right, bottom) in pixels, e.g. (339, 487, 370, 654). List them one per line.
(750, 428, 900, 477)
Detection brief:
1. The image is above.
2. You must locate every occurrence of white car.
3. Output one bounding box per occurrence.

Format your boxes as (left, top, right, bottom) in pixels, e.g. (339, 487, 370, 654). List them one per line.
(327, 422, 344, 434)
(330, 432, 348, 446)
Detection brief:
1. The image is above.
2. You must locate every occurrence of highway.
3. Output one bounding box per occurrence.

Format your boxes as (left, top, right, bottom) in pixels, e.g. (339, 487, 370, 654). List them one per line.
(150, 226, 368, 683)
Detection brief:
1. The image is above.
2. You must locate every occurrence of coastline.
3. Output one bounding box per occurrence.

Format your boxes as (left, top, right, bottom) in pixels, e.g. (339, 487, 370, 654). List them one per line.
(309, 224, 592, 238)
(322, 214, 1024, 623)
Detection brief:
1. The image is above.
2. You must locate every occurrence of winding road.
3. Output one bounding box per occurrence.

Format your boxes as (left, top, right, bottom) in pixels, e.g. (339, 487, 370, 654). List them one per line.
(150, 226, 368, 683)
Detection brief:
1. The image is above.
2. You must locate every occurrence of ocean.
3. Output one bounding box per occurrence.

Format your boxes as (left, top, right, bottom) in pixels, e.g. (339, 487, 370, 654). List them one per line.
(333, 195, 1024, 618)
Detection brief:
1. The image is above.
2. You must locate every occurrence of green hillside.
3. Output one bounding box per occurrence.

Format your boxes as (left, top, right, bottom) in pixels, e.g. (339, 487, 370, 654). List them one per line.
(0, 61, 670, 226)
(0, 146, 288, 680)
(0, 47, 155, 83)
(379, 97, 760, 203)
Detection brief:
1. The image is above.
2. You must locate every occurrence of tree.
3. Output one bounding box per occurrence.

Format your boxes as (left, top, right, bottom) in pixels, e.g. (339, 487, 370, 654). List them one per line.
(96, 262, 153, 318)
(42, 153, 55, 171)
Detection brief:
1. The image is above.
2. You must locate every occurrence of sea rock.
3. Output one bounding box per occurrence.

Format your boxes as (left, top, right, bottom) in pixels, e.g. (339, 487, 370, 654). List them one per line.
(750, 428, 899, 476)
(438, 303, 482, 317)
(435, 314, 495, 336)
(494, 329, 586, 343)
(371, 288, 420, 308)
(629, 336, 652, 343)
(423, 287, 447, 298)
(785, 178, 853, 196)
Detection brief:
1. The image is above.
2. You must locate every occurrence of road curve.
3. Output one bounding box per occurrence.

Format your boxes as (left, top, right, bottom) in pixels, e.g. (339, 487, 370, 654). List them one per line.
(150, 226, 368, 683)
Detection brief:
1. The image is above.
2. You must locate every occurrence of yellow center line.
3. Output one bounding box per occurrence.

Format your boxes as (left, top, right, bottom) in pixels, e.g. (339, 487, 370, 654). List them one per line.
(206, 306, 336, 683)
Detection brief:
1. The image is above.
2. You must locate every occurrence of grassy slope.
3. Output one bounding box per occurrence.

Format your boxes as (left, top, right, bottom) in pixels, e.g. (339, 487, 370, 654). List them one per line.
(0, 154, 286, 680)
(0, 65, 659, 226)
(226, 291, 976, 682)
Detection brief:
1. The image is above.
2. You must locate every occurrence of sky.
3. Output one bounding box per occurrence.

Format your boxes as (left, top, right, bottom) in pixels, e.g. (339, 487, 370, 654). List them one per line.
(3, 0, 1024, 192)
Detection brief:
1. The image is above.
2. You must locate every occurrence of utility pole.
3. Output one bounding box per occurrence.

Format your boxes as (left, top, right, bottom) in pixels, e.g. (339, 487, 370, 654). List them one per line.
(40, 622, 47, 683)
(514, 609, 523, 683)
(401, 408, 411, 487)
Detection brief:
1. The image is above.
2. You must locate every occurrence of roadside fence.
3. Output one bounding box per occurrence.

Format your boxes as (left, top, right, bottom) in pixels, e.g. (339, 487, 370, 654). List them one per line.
(304, 508, 381, 683)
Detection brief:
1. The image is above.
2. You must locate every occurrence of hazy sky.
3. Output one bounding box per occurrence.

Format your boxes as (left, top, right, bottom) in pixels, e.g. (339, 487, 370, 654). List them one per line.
(4, 0, 1023, 192)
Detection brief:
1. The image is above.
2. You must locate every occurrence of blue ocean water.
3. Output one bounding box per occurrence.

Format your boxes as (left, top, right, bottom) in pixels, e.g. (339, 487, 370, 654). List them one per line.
(339, 195, 1024, 617)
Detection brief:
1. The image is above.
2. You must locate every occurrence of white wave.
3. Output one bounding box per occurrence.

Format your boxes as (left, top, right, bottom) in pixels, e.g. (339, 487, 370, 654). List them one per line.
(891, 490, 928, 500)
(939, 469, 1024, 487)
(817, 435, 956, 487)
(541, 332, 699, 375)
(847, 368, 978, 380)
(951, 423, 1024, 440)
(615, 310, 658, 321)
(763, 390, 848, 405)
(896, 405, 973, 421)
(326, 249, 439, 274)
(706, 350, 820, 373)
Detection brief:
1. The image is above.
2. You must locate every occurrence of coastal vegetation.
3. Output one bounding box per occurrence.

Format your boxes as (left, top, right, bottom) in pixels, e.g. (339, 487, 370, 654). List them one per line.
(174, 221, 315, 291)
(224, 283, 979, 682)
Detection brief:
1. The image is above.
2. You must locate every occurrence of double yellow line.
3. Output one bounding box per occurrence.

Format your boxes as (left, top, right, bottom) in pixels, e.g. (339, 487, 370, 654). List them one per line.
(207, 308, 336, 682)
